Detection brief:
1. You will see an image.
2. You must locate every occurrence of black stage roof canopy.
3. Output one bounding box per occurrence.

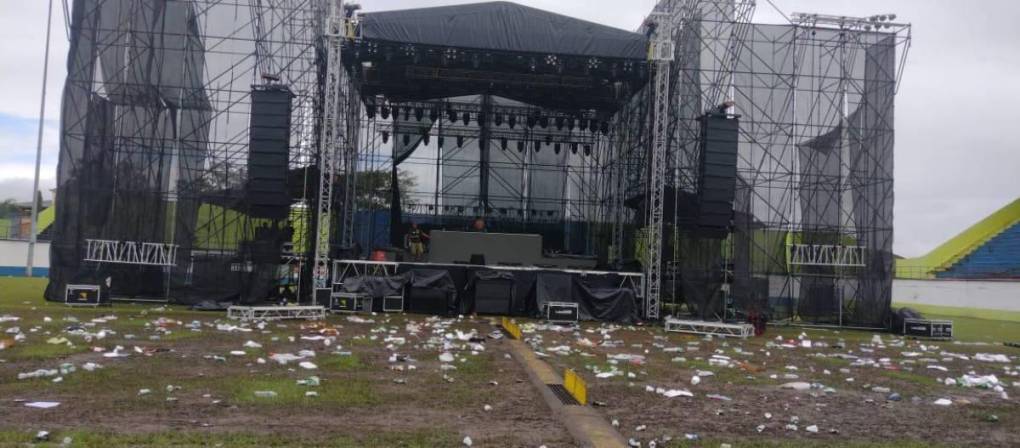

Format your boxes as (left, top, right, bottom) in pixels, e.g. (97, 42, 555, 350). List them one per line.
(348, 2, 650, 113)
(358, 1, 648, 60)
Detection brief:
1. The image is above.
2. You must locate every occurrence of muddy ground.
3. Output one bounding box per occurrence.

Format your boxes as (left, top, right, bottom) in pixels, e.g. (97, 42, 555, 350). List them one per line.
(2, 297, 1019, 447)
(0, 306, 571, 447)
(530, 322, 1020, 447)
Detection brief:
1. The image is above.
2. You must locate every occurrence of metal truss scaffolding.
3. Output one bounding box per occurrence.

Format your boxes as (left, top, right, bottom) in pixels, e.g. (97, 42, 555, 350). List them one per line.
(47, 0, 909, 328)
(50, 0, 328, 303)
(627, 1, 910, 327)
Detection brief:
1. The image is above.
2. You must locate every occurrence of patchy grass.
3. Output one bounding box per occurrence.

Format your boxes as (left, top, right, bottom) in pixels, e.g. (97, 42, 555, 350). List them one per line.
(318, 353, 367, 371)
(878, 368, 940, 392)
(892, 303, 1020, 323)
(0, 276, 47, 303)
(1, 341, 88, 361)
(892, 302, 1020, 343)
(0, 429, 458, 447)
(667, 440, 951, 448)
(228, 375, 383, 407)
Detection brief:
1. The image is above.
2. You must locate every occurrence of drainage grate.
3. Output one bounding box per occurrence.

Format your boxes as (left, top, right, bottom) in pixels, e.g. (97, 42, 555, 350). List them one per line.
(547, 384, 580, 405)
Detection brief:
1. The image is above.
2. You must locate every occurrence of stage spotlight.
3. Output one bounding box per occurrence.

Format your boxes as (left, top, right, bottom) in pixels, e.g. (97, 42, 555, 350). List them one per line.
(589, 119, 599, 133)
(508, 114, 517, 128)
(477, 112, 486, 127)
(429, 108, 438, 122)
(402, 107, 409, 121)
(366, 103, 376, 119)
(447, 108, 457, 122)
(462, 112, 470, 125)
(402, 134, 410, 146)
(545, 135, 552, 145)
(526, 115, 536, 129)
(494, 114, 503, 126)
(570, 142, 578, 154)
(539, 116, 549, 128)
(554, 143, 561, 154)
(500, 138, 508, 150)
(555, 117, 564, 130)
(583, 144, 592, 156)
(516, 141, 524, 152)
(381, 131, 390, 143)
(567, 118, 575, 131)
(414, 107, 424, 121)
(457, 135, 465, 148)
(381, 106, 390, 120)
(533, 140, 541, 153)
(438, 136, 445, 148)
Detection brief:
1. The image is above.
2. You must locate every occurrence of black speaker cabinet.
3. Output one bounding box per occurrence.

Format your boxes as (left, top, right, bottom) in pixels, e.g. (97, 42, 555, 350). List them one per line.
(248, 86, 294, 220)
(407, 287, 450, 315)
(697, 113, 739, 229)
(474, 279, 513, 315)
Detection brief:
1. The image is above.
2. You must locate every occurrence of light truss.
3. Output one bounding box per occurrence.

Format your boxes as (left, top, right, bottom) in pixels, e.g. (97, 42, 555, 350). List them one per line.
(788, 244, 866, 267)
(83, 239, 179, 267)
(664, 317, 754, 338)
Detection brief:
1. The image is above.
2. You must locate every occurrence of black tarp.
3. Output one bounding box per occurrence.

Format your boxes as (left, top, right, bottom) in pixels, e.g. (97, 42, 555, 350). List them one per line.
(359, 2, 647, 60)
(532, 272, 639, 323)
(403, 269, 458, 315)
(341, 275, 406, 299)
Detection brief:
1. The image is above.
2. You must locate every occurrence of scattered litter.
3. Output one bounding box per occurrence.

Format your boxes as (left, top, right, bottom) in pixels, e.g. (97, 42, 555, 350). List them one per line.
(254, 391, 278, 398)
(806, 425, 819, 433)
(462, 436, 473, 446)
(957, 374, 1002, 389)
(975, 353, 1010, 363)
(25, 402, 61, 409)
(243, 340, 262, 349)
(934, 398, 952, 406)
(298, 361, 318, 370)
(18, 369, 58, 380)
(781, 382, 811, 391)
(297, 376, 320, 387)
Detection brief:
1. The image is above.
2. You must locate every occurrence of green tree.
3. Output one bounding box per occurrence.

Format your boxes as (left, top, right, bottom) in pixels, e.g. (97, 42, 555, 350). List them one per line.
(0, 199, 19, 217)
(349, 169, 417, 210)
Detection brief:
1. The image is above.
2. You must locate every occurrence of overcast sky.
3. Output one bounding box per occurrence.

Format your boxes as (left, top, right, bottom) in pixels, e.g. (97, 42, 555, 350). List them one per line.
(1, 0, 1017, 257)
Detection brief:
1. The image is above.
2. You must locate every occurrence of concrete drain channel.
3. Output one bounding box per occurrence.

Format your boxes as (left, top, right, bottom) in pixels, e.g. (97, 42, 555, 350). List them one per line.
(547, 384, 581, 405)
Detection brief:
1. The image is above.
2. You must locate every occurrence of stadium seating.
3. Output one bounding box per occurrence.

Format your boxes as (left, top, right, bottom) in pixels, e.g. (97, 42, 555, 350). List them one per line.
(938, 222, 1020, 279)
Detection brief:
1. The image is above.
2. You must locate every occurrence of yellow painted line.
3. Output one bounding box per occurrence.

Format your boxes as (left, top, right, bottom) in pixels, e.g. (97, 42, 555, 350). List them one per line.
(564, 368, 587, 405)
(501, 316, 522, 340)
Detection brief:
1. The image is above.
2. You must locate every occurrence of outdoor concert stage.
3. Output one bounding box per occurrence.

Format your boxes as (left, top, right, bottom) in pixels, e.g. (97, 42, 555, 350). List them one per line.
(46, 0, 909, 329)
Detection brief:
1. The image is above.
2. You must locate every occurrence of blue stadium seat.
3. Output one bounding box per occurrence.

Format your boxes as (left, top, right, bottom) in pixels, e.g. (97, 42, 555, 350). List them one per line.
(938, 222, 1020, 279)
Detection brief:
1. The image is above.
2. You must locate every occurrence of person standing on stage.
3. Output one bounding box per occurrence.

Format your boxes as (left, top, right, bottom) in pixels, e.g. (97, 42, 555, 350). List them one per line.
(407, 222, 430, 261)
(470, 217, 487, 232)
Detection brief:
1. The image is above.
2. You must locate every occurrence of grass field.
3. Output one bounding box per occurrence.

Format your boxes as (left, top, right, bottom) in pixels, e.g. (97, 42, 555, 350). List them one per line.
(892, 302, 1020, 343)
(2, 277, 1018, 447)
